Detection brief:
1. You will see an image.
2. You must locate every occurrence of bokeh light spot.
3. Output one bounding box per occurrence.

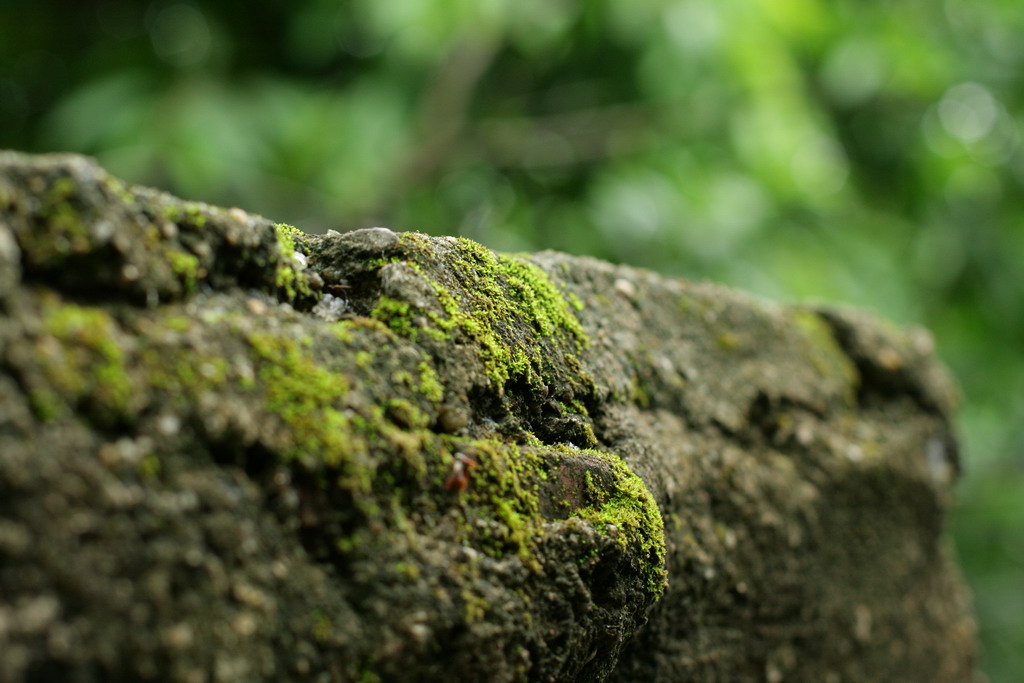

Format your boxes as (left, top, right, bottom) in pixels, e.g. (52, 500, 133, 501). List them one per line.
(149, 3, 212, 68)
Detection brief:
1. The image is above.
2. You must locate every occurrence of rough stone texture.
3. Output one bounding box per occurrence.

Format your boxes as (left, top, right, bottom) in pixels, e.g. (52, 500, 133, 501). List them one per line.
(0, 152, 977, 682)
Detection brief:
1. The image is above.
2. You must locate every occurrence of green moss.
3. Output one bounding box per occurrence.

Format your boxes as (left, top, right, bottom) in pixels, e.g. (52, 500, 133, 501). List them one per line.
(369, 235, 588, 391)
(19, 175, 90, 266)
(103, 175, 135, 205)
(163, 202, 209, 228)
(384, 398, 430, 429)
(461, 588, 490, 623)
(630, 375, 652, 409)
(417, 360, 444, 402)
(276, 222, 305, 242)
(167, 250, 200, 293)
(138, 452, 161, 479)
(137, 323, 233, 401)
(274, 223, 318, 304)
(311, 611, 333, 642)
(32, 296, 134, 425)
(445, 440, 549, 569)
(164, 316, 192, 332)
(335, 535, 363, 554)
(335, 317, 393, 339)
(370, 297, 416, 338)
(247, 331, 358, 470)
(357, 670, 381, 683)
(434, 437, 666, 597)
(184, 204, 207, 228)
(715, 330, 741, 350)
(28, 389, 63, 423)
(559, 399, 589, 416)
(394, 561, 420, 580)
(573, 447, 668, 597)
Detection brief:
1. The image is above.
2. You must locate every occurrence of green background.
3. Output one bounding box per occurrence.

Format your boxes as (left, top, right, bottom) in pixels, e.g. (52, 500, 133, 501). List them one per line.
(2, 1, 1021, 678)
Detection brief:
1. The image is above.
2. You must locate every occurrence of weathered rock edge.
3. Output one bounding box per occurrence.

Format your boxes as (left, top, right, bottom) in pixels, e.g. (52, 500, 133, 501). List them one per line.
(0, 153, 977, 682)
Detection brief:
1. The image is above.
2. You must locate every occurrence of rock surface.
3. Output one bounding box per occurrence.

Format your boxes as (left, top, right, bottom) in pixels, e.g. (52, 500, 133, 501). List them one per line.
(0, 152, 977, 681)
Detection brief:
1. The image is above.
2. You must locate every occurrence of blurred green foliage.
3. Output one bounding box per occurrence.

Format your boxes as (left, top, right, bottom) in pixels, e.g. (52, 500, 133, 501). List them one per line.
(2, 0, 1022, 678)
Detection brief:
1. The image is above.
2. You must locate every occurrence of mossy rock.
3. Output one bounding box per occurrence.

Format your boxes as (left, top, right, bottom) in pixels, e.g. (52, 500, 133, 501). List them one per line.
(0, 153, 976, 682)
